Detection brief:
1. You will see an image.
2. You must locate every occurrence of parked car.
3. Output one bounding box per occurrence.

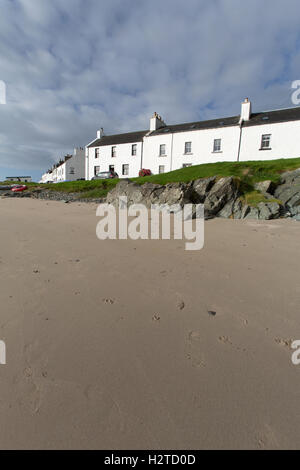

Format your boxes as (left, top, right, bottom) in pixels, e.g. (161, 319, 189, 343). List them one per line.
(11, 185, 27, 192)
(92, 171, 119, 180)
(139, 169, 152, 177)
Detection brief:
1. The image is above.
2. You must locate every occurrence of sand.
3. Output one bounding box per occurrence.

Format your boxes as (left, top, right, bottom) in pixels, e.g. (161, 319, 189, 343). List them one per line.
(0, 197, 300, 450)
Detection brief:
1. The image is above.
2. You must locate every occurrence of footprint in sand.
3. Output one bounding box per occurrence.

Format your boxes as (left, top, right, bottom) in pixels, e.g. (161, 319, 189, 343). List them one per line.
(103, 298, 115, 305)
(218, 335, 232, 345)
(274, 338, 293, 348)
(186, 331, 206, 368)
(152, 314, 161, 322)
(257, 423, 280, 449)
(177, 301, 185, 311)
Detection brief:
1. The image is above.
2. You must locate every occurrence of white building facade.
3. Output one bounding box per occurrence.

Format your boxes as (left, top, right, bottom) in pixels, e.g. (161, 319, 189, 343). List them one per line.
(86, 100, 300, 179)
(41, 147, 85, 183)
(6, 176, 32, 183)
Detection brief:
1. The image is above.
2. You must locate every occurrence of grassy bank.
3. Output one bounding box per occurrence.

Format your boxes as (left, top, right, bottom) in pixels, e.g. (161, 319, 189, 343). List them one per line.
(1, 157, 300, 201)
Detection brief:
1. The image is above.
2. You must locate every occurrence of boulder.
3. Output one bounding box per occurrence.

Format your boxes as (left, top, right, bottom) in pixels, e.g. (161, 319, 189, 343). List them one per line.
(280, 168, 300, 184)
(244, 207, 259, 219)
(218, 199, 243, 219)
(274, 183, 300, 210)
(106, 180, 192, 208)
(192, 177, 216, 203)
(106, 180, 150, 207)
(257, 202, 282, 220)
(254, 180, 275, 195)
(204, 177, 239, 217)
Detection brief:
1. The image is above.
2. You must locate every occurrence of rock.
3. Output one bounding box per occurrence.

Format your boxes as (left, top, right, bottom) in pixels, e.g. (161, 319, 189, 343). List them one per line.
(289, 206, 300, 217)
(241, 204, 250, 219)
(106, 180, 193, 208)
(274, 183, 300, 210)
(254, 180, 275, 195)
(218, 200, 234, 218)
(280, 168, 300, 184)
(244, 207, 259, 219)
(204, 177, 239, 217)
(106, 179, 146, 206)
(257, 202, 282, 220)
(153, 182, 193, 206)
(233, 199, 243, 219)
(192, 177, 216, 203)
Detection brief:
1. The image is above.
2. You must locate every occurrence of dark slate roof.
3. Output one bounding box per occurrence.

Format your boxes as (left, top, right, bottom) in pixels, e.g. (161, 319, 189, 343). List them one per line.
(243, 106, 300, 127)
(87, 106, 300, 145)
(150, 106, 300, 135)
(87, 130, 148, 148)
(149, 115, 240, 136)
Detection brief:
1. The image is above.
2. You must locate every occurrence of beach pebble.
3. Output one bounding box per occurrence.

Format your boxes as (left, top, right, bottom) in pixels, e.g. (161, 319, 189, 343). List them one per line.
(208, 310, 217, 316)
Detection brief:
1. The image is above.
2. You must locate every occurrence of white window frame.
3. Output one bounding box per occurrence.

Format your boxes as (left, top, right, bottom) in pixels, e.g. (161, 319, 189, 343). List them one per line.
(159, 144, 166, 156)
(261, 134, 271, 150)
(132, 144, 137, 156)
(159, 165, 165, 174)
(112, 146, 117, 158)
(184, 142, 192, 154)
(213, 139, 222, 153)
(95, 148, 100, 158)
(94, 166, 100, 176)
(122, 164, 129, 176)
(183, 163, 192, 168)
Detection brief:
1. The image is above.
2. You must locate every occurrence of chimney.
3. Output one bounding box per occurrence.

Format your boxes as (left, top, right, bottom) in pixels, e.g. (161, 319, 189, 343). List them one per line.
(240, 98, 252, 123)
(97, 127, 104, 139)
(150, 112, 166, 131)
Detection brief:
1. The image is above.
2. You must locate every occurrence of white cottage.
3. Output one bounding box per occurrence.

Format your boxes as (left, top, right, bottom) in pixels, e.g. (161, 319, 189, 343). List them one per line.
(86, 99, 300, 179)
(41, 147, 85, 183)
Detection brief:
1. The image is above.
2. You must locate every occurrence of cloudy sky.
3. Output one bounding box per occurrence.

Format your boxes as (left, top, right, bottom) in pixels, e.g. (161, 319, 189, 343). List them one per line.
(0, 0, 300, 181)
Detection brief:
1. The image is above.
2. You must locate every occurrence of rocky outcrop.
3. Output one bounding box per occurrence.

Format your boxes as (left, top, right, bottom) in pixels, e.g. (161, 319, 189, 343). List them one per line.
(3, 166, 300, 221)
(273, 169, 300, 219)
(106, 179, 193, 208)
(202, 177, 239, 218)
(104, 173, 293, 221)
(106, 177, 240, 219)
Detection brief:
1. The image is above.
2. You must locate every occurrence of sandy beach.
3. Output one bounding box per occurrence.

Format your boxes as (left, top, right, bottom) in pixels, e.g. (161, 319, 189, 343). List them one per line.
(0, 197, 299, 449)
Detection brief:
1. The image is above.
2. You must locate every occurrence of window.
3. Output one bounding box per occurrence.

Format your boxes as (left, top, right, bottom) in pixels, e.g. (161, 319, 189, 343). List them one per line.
(95, 148, 100, 158)
(109, 165, 115, 172)
(261, 134, 271, 150)
(112, 146, 117, 157)
(122, 164, 129, 176)
(94, 166, 100, 176)
(159, 165, 165, 174)
(183, 164, 192, 168)
(213, 139, 222, 152)
(184, 142, 192, 154)
(132, 144, 137, 156)
(159, 144, 166, 156)
(69, 167, 75, 175)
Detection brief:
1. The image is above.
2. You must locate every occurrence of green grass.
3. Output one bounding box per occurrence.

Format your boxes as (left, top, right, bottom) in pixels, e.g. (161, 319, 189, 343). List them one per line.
(1, 157, 300, 201)
(240, 191, 282, 208)
(132, 157, 300, 186)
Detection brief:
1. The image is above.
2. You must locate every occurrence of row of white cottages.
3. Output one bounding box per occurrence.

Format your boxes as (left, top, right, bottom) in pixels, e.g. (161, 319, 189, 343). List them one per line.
(41, 99, 300, 182)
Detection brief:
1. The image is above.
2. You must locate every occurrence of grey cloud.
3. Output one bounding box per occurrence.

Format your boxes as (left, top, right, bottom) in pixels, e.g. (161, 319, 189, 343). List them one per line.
(0, 0, 300, 179)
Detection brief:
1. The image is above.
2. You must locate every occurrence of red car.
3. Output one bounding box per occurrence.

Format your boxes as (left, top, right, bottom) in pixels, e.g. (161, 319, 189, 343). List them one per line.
(139, 169, 152, 177)
(11, 185, 27, 192)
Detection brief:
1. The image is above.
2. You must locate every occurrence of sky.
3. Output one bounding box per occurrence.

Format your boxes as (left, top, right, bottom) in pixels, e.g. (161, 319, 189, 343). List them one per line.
(0, 0, 300, 181)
